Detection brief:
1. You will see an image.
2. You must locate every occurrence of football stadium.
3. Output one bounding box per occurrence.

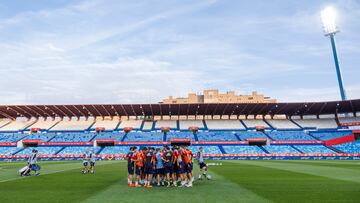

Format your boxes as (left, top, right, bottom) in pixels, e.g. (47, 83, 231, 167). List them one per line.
(1, 1, 360, 203)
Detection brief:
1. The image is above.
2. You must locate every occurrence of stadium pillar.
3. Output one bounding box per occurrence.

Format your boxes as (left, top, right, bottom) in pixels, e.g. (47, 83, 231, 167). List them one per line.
(329, 33, 347, 100)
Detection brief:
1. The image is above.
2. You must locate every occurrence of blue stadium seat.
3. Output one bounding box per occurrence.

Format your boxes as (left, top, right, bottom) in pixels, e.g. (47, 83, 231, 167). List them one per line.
(267, 131, 314, 140)
(16, 147, 63, 155)
(236, 131, 268, 140)
(294, 145, 336, 153)
(166, 132, 195, 141)
(189, 146, 222, 154)
(58, 146, 100, 154)
(310, 131, 352, 140)
(263, 145, 299, 153)
(0, 147, 19, 155)
(100, 146, 137, 154)
(223, 145, 265, 154)
(23, 133, 56, 142)
(197, 131, 238, 141)
(0, 133, 27, 142)
(124, 131, 163, 142)
(95, 132, 124, 141)
(333, 141, 360, 153)
(50, 132, 96, 142)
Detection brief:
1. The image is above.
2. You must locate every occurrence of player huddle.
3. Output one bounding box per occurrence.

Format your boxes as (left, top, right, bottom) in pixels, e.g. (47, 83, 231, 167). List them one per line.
(126, 145, 195, 188)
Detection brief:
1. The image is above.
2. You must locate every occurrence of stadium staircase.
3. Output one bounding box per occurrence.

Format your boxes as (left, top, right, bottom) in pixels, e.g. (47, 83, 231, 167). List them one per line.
(193, 132, 199, 141)
(96, 147, 104, 154)
(139, 121, 145, 131)
(262, 132, 274, 141)
(152, 121, 157, 131)
(202, 120, 208, 130)
(114, 121, 121, 131)
(47, 120, 61, 131)
(176, 120, 180, 130)
(291, 145, 304, 154)
(325, 146, 344, 153)
(263, 119, 274, 129)
(46, 134, 57, 142)
(234, 133, 241, 141)
(163, 132, 167, 142)
(55, 147, 66, 155)
(290, 119, 303, 129)
(86, 121, 96, 131)
(218, 145, 226, 154)
(16, 134, 29, 142)
(307, 132, 321, 141)
(239, 120, 248, 130)
(13, 148, 25, 155)
(89, 133, 98, 142)
(259, 146, 269, 154)
(121, 133, 128, 142)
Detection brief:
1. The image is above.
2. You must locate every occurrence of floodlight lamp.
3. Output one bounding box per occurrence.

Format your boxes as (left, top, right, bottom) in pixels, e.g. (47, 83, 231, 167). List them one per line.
(321, 6, 339, 35)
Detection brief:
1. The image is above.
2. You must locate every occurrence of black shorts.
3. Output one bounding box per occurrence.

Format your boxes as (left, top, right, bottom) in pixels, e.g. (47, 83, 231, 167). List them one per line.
(178, 162, 186, 174)
(90, 162, 95, 167)
(144, 166, 154, 175)
(164, 165, 173, 174)
(83, 162, 88, 167)
(156, 168, 164, 175)
(185, 163, 193, 173)
(128, 165, 134, 175)
(199, 162, 207, 169)
(135, 166, 142, 175)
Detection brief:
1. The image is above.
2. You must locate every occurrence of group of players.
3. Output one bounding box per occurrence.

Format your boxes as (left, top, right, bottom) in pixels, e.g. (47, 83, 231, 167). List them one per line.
(81, 150, 97, 174)
(126, 145, 209, 188)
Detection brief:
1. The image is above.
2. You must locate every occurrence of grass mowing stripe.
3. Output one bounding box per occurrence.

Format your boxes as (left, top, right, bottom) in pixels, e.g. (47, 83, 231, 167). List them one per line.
(211, 161, 360, 202)
(231, 160, 360, 184)
(82, 162, 269, 203)
(0, 161, 116, 183)
(265, 160, 360, 171)
(0, 161, 123, 203)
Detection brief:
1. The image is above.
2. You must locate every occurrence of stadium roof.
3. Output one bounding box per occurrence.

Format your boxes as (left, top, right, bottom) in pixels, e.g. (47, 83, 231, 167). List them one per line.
(0, 99, 359, 119)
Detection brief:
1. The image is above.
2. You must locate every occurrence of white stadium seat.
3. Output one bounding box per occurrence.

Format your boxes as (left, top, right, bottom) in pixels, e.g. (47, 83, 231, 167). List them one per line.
(205, 120, 245, 130)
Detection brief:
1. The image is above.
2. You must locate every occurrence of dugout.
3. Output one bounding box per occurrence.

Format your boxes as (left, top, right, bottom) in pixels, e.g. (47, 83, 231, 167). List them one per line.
(246, 138, 268, 146)
(170, 138, 191, 146)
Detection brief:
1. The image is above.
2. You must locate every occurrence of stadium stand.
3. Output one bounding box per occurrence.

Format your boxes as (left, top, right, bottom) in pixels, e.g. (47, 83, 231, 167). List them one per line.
(196, 131, 238, 141)
(236, 131, 269, 140)
(0, 133, 27, 142)
(205, 120, 245, 130)
(179, 120, 204, 130)
(241, 119, 269, 128)
(50, 118, 94, 131)
(266, 119, 300, 129)
(50, 132, 95, 142)
(0, 119, 36, 132)
(292, 118, 338, 129)
(100, 146, 138, 154)
(338, 116, 360, 124)
(58, 146, 101, 155)
(333, 141, 360, 153)
(293, 145, 336, 154)
(91, 118, 120, 131)
(309, 131, 352, 140)
(94, 132, 124, 141)
(0, 147, 18, 155)
(118, 120, 143, 129)
(223, 145, 265, 154)
(124, 131, 163, 142)
(166, 131, 195, 141)
(0, 119, 11, 128)
(29, 118, 60, 130)
(263, 145, 299, 154)
(16, 147, 63, 155)
(267, 131, 314, 140)
(24, 133, 56, 142)
(142, 121, 154, 130)
(189, 146, 222, 154)
(155, 120, 177, 129)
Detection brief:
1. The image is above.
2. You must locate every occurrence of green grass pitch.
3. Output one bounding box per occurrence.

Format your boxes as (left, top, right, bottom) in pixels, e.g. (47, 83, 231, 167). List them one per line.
(1, 160, 360, 203)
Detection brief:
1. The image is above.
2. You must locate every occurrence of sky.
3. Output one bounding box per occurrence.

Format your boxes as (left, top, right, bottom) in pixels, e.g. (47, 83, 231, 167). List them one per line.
(0, 0, 359, 105)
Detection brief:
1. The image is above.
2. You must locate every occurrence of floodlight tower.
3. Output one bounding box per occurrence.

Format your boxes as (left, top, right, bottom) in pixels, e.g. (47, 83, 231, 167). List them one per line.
(321, 6, 347, 100)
